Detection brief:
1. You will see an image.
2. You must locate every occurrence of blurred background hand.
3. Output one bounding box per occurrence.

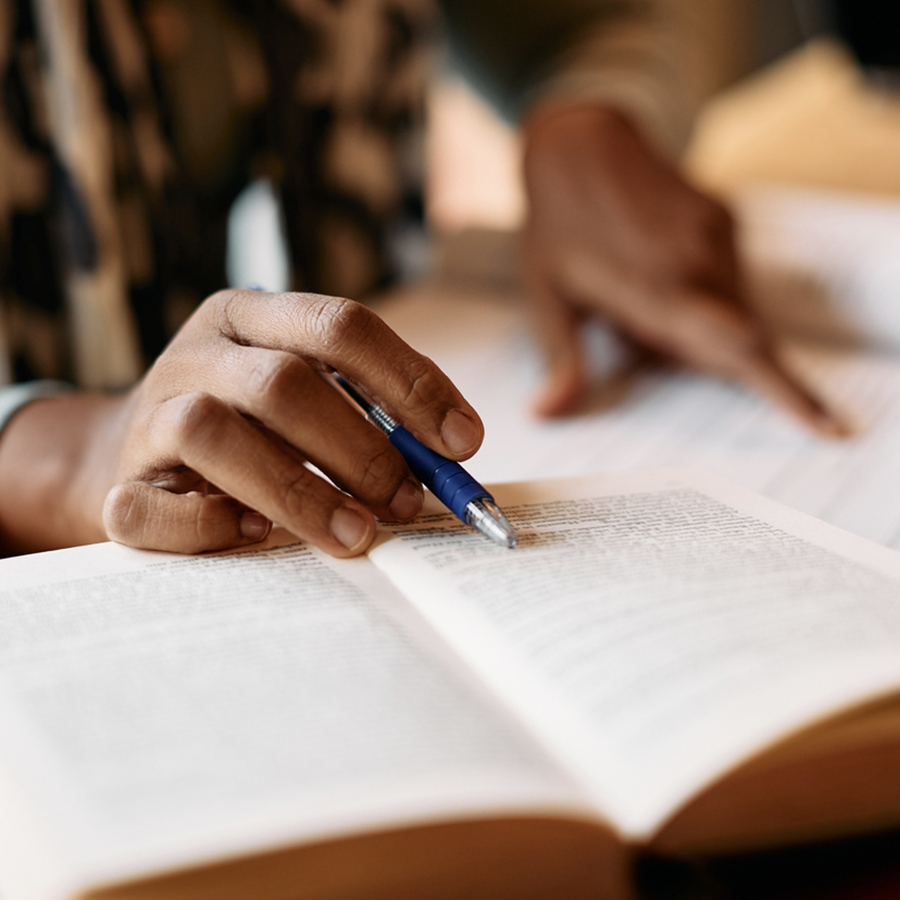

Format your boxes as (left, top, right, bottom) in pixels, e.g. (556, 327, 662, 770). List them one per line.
(0, 290, 483, 556)
(520, 103, 843, 434)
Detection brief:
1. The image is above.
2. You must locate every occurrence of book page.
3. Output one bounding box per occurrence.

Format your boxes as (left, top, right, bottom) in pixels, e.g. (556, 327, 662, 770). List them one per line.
(0, 536, 578, 900)
(370, 471, 900, 839)
(375, 284, 900, 551)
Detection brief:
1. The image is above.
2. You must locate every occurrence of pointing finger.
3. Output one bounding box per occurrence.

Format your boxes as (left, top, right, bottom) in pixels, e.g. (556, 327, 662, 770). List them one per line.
(652, 288, 849, 436)
(524, 263, 590, 418)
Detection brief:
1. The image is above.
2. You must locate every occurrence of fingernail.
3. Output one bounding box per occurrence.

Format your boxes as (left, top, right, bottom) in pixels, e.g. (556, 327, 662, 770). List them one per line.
(390, 480, 423, 520)
(240, 511, 270, 540)
(441, 409, 480, 456)
(330, 506, 372, 552)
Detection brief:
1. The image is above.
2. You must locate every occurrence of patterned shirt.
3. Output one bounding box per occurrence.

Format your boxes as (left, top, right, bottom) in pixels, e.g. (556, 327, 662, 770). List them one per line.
(0, 0, 691, 393)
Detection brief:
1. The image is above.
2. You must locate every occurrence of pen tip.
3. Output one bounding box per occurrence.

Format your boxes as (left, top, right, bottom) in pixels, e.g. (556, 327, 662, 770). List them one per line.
(466, 497, 519, 548)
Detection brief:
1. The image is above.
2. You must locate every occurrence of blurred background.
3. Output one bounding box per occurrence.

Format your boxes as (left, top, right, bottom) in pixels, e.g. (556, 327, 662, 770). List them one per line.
(230, 0, 900, 311)
(427, 0, 900, 235)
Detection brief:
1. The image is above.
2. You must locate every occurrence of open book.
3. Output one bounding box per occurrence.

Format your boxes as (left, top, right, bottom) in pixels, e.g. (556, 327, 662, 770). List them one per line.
(3, 470, 900, 900)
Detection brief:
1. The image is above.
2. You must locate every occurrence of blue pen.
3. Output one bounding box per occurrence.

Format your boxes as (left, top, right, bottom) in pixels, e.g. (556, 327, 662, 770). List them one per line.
(329, 374, 518, 549)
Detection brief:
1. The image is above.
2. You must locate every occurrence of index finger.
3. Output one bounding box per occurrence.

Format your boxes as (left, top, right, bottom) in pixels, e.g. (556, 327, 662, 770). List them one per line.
(658, 288, 850, 437)
(728, 346, 852, 438)
(213, 290, 484, 460)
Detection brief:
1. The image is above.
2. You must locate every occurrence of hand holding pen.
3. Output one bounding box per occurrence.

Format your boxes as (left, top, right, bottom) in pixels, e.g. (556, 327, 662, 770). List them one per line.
(76, 289, 493, 558)
(328, 374, 517, 548)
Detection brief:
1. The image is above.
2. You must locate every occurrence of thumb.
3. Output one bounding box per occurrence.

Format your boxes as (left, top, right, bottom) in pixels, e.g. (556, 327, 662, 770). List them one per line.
(103, 483, 272, 553)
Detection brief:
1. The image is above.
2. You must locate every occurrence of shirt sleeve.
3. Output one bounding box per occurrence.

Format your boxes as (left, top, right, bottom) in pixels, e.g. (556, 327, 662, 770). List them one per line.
(437, 0, 696, 156)
(0, 381, 75, 439)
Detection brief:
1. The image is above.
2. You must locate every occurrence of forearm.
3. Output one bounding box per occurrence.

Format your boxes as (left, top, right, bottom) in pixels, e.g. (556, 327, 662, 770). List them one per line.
(0, 392, 126, 554)
(439, 0, 695, 155)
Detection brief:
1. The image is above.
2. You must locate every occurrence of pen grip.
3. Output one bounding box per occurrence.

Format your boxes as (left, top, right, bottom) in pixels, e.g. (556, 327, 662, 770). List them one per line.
(388, 426, 488, 520)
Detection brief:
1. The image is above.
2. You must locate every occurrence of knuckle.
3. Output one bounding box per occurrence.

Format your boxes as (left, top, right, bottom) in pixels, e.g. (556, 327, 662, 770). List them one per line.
(669, 224, 730, 281)
(693, 304, 763, 359)
(677, 241, 718, 279)
(689, 199, 735, 252)
(217, 288, 253, 338)
(208, 288, 236, 308)
(277, 466, 322, 524)
(190, 495, 237, 550)
(303, 296, 376, 352)
(166, 392, 229, 452)
(353, 443, 404, 507)
(245, 352, 312, 412)
(398, 354, 444, 415)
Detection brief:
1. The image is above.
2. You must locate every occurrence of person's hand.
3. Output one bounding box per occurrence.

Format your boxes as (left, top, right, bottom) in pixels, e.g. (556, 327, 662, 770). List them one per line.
(0, 290, 483, 556)
(521, 103, 844, 434)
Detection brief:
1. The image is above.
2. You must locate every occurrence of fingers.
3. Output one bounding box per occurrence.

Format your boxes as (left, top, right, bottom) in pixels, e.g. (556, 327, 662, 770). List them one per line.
(209, 345, 424, 519)
(723, 345, 851, 438)
(628, 287, 849, 436)
(529, 247, 847, 435)
(524, 264, 590, 418)
(216, 290, 483, 460)
(521, 102, 844, 433)
(108, 289, 485, 557)
(103, 484, 272, 554)
(117, 392, 380, 557)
